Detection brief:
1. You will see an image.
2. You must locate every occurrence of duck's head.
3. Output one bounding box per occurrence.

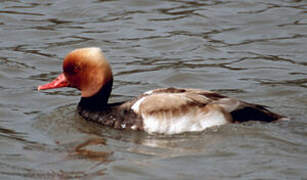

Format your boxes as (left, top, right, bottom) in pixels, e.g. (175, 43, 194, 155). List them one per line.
(38, 47, 113, 98)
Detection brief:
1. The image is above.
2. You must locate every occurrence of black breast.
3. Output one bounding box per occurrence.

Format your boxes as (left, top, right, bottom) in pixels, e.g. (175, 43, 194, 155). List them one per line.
(77, 79, 143, 130)
(77, 103, 143, 130)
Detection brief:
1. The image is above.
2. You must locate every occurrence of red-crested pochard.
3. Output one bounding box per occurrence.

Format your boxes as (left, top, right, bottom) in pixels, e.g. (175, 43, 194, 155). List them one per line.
(38, 47, 286, 134)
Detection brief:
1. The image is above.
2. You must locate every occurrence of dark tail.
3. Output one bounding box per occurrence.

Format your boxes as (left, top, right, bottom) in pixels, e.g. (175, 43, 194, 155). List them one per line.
(230, 104, 286, 123)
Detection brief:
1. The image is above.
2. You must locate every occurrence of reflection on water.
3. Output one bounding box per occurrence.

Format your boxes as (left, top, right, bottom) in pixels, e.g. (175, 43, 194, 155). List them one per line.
(0, 0, 306, 179)
(73, 138, 112, 162)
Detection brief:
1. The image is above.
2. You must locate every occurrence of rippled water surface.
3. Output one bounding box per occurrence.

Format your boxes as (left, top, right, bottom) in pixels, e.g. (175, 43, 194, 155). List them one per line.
(0, 0, 306, 179)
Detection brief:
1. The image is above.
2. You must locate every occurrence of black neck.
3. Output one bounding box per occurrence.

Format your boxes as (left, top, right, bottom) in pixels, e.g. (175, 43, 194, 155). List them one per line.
(78, 79, 113, 110)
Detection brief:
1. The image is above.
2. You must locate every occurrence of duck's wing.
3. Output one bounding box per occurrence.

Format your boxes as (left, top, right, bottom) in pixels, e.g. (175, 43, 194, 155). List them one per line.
(120, 88, 284, 134)
(180, 88, 285, 122)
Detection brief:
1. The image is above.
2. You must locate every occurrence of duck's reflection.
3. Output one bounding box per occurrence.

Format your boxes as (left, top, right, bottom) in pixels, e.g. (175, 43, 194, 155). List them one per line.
(71, 138, 113, 162)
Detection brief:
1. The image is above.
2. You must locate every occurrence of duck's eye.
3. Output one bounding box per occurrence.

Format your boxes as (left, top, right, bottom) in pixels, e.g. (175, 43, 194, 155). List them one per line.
(64, 64, 80, 75)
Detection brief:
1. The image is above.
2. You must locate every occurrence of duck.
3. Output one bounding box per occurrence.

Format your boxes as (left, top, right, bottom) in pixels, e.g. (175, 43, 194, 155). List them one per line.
(38, 47, 286, 134)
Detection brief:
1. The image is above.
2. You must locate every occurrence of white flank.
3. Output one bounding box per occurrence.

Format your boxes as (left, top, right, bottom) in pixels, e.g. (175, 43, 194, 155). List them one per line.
(131, 97, 146, 113)
(142, 110, 228, 135)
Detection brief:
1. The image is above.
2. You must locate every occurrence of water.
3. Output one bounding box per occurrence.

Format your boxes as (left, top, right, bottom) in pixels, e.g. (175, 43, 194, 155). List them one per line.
(0, 0, 306, 179)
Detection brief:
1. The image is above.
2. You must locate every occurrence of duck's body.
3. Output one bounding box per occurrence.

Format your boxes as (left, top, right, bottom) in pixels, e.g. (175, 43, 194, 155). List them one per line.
(38, 47, 285, 135)
(78, 87, 283, 134)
